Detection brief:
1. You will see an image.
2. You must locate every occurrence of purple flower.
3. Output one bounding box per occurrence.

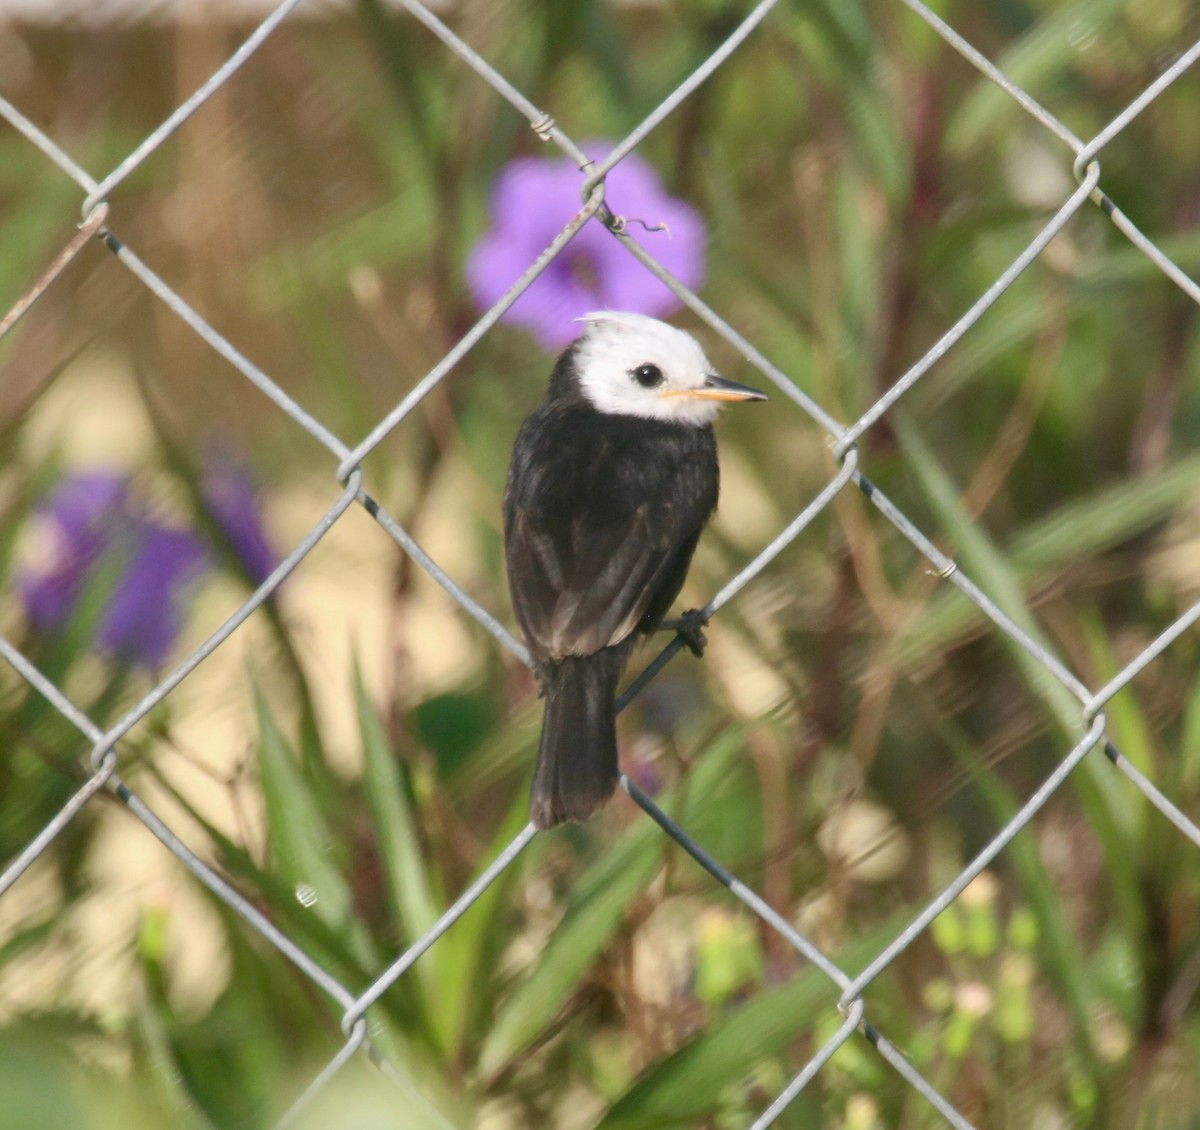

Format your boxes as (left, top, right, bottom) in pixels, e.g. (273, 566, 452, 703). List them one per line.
(202, 457, 276, 585)
(18, 464, 275, 670)
(96, 526, 209, 668)
(467, 141, 707, 349)
(19, 473, 126, 631)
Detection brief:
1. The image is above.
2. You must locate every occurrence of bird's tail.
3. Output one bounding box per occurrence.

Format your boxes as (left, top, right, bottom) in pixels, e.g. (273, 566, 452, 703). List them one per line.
(531, 649, 627, 830)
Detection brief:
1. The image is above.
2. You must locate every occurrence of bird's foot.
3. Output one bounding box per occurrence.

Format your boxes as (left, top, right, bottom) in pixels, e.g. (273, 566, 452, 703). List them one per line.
(659, 608, 709, 657)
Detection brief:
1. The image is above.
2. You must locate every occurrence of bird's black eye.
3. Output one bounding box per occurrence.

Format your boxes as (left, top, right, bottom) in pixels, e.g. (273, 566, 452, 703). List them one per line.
(632, 363, 664, 388)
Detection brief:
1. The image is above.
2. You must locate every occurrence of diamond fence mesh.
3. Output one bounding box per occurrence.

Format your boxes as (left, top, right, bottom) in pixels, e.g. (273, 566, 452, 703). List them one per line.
(2, 1, 1199, 1126)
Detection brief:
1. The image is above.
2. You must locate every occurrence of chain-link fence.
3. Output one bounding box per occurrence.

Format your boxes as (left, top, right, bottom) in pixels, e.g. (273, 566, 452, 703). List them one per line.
(2, 1, 1199, 1126)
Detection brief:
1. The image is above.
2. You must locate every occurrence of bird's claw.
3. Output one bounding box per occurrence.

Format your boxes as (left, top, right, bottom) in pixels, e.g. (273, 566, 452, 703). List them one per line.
(660, 608, 709, 657)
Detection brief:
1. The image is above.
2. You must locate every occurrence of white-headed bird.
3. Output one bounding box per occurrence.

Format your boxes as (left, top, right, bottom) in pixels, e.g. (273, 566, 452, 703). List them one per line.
(504, 312, 766, 829)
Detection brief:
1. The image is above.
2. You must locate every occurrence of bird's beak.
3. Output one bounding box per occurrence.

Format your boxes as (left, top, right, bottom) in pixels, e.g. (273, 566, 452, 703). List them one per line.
(661, 374, 768, 403)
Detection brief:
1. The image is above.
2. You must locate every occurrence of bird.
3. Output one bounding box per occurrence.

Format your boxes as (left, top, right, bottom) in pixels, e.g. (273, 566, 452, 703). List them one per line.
(503, 311, 767, 830)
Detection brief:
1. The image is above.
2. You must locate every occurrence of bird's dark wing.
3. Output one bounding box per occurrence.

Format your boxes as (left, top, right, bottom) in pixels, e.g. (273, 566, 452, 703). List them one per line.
(506, 497, 704, 660)
(504, 403, 719, 662)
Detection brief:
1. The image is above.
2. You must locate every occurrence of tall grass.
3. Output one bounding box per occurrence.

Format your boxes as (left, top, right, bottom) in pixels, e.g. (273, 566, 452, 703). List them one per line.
(2, 1, 1200, 1125)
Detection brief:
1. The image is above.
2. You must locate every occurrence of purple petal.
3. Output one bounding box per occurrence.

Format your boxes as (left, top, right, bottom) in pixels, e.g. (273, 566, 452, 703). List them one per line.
(466, 141, 708, 349)
(593, 200, 707, 313)
(17, 471, 217, 670)
(589, 147, 676, 212)
(487, 156, 584, 244)
(469, 235, 603, 348)
(41, 472, 128, 548)
(465, 233, 548, 315)
(97, 526, 209, 669)
(20, 560, 89, 631)
(19, 473, 131, 629)
(202, 461, 276, 585)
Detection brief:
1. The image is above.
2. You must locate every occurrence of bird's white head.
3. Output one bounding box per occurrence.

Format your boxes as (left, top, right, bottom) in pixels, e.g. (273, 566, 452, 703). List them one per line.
(570, 311, 765, 425)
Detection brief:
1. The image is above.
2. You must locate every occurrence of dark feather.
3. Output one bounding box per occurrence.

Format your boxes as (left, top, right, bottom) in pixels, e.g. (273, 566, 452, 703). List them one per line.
(529, 646, 632, 829)
(505, 403, 717, 661)
(504, 346, 720, 828)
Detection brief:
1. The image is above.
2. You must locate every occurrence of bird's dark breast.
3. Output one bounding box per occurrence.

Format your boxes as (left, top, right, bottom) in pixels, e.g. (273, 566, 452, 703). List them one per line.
(504, 402, 719, 662)
(513, 407, 716, 522)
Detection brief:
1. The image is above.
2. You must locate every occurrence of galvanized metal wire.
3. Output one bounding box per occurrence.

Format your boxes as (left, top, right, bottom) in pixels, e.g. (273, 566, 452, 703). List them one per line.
(2, 1, 1199, 1126)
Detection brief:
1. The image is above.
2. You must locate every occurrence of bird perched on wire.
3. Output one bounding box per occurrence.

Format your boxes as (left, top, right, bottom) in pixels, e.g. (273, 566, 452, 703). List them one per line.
(504, 311, 766, 830)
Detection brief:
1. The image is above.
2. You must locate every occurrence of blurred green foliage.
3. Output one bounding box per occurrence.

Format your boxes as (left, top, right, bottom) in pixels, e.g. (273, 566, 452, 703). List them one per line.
(3, 0, 1200, 1127)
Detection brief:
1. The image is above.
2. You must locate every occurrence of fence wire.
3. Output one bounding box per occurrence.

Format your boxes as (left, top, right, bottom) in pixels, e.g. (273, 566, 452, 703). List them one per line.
(2, 1, 1199, 1126)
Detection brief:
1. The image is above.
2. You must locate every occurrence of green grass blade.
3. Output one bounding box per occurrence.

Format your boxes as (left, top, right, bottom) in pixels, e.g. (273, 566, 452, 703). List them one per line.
(479, 728, 745, 1078)
(895, 451, 1200, 668)
(254, 686, 354, 937)
(355, 664, 442, 938)
(596, 920, 905, 1130)
(897, 415, 1138, 856)
(1009, 454, 1200, 574)
(945, 0, 1130, 154)
(429, 783, 534, 1064)
(897, 414, 1082, 734)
